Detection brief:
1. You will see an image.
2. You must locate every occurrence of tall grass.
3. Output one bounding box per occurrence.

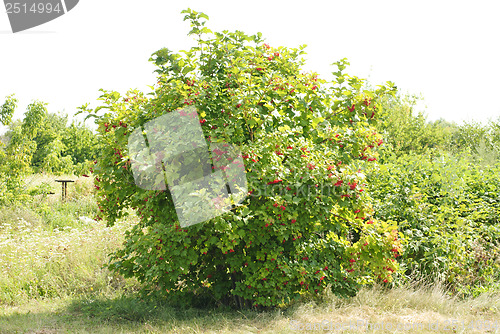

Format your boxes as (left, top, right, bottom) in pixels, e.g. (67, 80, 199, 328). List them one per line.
(0, 218, 138, 306)
(0, 174, 140, 306)
(0, 174, 98, 230)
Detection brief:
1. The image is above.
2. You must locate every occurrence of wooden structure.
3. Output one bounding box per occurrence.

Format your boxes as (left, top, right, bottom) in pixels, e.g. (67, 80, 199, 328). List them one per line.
(55, 179, 74, 201)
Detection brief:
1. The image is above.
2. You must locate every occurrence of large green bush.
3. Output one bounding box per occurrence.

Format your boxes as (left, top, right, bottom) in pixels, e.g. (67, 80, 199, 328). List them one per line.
(86, 9, 400, 308)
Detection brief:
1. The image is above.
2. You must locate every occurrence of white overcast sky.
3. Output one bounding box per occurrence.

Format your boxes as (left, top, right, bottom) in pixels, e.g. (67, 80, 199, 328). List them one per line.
(1, 0, 499, 134)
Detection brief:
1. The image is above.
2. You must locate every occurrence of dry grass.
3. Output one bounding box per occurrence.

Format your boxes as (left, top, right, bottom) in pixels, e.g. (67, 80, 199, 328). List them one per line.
(282, 283, 499, 333)
(1, 283, 498, 333)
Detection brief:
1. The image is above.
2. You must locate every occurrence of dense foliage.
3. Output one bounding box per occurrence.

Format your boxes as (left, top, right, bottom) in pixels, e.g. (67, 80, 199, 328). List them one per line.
(86, 9, 402, 308)
(370, 92, 500, 297)
(369, 153, 500, 297)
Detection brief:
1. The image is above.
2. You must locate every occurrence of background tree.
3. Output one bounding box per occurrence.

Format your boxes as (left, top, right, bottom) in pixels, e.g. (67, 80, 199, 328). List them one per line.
(376, 94, 453, 158)
(29, 112, 101, 174)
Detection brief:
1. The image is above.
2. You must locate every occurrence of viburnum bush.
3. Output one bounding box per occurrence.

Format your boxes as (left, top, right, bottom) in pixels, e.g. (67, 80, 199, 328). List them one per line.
(84, 9, 401, 308)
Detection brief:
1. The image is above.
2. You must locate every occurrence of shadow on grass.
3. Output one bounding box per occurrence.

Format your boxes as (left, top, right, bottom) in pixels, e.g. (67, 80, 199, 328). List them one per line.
(68, 293, 226, 323)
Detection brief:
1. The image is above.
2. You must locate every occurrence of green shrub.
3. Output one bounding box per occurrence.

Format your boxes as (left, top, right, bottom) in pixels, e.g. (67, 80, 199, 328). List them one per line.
(86, 9, 400, 308)
(368, 152, 500, 296)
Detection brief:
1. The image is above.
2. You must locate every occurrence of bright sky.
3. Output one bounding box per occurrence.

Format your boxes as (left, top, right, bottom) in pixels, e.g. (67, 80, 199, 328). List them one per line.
(1, 0, 499, 134)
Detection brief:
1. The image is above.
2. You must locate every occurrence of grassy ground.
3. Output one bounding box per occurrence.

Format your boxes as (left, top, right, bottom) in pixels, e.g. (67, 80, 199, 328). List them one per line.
(0, 175, 499, 333)
(1, 282, 499, 333)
